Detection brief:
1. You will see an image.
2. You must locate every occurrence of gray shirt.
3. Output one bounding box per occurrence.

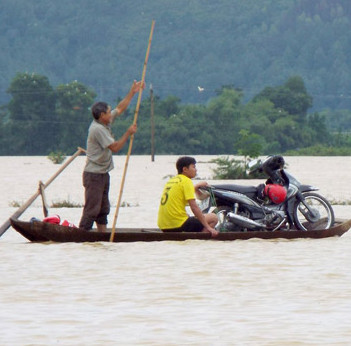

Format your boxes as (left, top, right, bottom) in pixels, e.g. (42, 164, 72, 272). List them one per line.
(84, 119, 115, 173)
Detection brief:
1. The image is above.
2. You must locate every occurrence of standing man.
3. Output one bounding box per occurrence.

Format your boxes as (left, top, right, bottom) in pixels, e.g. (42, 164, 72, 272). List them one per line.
(158, 156, 218, 237)
(79, 80, 144, 231)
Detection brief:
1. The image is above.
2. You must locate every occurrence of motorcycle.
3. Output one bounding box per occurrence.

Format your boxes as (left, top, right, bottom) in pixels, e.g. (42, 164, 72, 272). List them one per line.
(198, 155, 335, 232)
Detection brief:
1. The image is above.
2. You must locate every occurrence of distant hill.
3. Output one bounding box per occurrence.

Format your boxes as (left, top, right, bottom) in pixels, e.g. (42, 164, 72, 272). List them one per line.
(1, 0, 351, 110)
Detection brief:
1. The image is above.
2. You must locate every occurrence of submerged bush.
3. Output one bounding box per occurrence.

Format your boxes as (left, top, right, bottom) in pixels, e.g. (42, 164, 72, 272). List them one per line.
(48, 151, 66, 164)
(50, 199, 82, 208)
(210, 156, 266, 179)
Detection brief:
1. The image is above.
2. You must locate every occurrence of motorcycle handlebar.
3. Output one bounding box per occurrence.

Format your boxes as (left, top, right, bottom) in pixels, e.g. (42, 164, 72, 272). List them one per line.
(261, 155, 286, 185)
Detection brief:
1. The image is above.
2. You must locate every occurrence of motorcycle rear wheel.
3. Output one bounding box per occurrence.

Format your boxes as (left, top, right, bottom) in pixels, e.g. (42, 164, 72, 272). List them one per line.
(293, 192, 335, 231)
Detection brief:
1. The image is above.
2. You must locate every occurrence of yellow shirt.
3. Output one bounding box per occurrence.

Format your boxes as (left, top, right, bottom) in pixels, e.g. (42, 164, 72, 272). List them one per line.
(157, 174, 195, 229)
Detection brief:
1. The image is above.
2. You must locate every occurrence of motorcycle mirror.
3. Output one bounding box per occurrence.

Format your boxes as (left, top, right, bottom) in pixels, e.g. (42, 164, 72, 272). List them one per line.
(247, 159, 262, 173)
(248, 159, 258, 169)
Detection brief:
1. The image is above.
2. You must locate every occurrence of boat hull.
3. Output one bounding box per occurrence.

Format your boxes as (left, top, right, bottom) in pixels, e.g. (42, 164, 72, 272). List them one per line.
(10, 218, 351, 243)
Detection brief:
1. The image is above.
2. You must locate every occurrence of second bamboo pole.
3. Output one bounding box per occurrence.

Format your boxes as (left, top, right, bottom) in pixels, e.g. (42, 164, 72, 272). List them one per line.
(110, 20, 155, 242)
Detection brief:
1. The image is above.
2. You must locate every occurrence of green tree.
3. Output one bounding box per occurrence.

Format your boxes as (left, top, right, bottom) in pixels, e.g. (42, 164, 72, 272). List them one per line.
(253, 76, 313, 122)
(307, 112, 331, 145)
(6, 72, 56, 155)
(206, 86, 244, 153)
(271, 117, 299, 152)
(241, 98, 284, 153)
(55, 81, 96, 152)
(236, 129, 263, 162)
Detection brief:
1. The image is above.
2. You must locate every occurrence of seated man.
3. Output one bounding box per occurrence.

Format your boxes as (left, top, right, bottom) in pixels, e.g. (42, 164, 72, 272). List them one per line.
(157, 156, 218, 237)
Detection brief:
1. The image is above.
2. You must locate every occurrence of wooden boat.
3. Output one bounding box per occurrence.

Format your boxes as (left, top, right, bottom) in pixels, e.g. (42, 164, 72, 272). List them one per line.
(10, 218, 351, 243)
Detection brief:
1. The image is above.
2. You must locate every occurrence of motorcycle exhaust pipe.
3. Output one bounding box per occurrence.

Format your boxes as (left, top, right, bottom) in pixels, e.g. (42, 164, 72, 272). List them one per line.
(227, 212, 265, 229)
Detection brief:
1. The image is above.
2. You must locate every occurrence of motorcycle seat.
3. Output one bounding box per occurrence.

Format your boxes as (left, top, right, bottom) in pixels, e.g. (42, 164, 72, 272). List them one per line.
(212, 184, 257, 194)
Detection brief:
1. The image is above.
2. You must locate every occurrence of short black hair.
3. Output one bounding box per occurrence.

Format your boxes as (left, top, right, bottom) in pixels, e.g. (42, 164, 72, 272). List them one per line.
(176, 156, 196, 174)
(91, 101, 109, 120)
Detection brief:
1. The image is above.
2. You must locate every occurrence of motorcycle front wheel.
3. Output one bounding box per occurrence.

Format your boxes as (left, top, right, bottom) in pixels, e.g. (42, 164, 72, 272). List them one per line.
(293, 192, 335, 231)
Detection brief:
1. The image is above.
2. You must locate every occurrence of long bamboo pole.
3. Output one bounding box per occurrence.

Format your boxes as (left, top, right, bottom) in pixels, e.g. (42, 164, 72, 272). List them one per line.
(0, 147, 86, 237)
(110, 20, 155, 242)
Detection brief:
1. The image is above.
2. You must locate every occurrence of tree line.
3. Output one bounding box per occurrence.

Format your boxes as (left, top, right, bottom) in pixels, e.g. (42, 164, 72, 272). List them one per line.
(1, 72, 351, 156)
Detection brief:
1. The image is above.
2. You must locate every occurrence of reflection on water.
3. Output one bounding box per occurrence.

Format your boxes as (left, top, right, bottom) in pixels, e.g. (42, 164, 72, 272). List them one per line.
(1, 156, 351, 345)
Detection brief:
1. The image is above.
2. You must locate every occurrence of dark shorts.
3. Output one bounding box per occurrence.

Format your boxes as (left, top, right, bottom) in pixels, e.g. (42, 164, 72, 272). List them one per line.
(162, 217, 203, 233)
